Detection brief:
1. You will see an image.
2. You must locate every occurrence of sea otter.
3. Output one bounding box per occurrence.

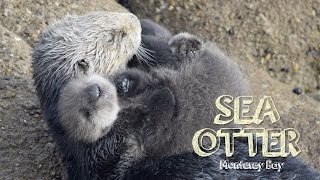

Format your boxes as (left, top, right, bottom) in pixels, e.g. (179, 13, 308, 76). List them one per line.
(55, 27, 249, 179)
(32, 12, 319, 179)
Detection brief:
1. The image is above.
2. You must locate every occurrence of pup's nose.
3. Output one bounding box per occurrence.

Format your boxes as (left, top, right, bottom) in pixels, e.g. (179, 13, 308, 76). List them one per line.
(86, 84, 101, 101)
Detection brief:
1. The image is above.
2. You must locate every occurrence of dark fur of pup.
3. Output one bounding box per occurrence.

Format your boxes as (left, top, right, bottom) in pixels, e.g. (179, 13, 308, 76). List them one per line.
(121, 20, 320, 179)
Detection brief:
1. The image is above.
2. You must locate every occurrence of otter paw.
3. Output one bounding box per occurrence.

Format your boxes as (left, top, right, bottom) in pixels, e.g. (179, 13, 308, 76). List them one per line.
(168, 32, 202, 58)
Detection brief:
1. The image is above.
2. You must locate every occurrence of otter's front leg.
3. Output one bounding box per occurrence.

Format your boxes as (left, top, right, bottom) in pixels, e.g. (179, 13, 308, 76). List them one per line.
(168, 32, 202, 59)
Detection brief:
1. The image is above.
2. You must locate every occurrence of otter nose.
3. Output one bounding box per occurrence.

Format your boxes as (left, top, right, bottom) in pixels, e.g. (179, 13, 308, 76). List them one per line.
(86, 84, 101, 101)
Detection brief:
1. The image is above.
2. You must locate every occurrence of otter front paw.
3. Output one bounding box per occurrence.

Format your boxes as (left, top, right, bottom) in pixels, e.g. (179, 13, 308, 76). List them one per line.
(168, 32, 202, 58)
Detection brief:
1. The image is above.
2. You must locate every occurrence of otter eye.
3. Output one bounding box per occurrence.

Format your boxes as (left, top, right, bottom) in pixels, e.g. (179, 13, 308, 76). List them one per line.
(108, 34, 115, 43)
(120, 30, 127, 39)
(78, 59, 89, 72)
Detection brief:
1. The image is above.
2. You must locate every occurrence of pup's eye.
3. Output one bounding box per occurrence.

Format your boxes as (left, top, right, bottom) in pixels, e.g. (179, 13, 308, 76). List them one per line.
(118, 78, 130, 93)
(78, 59, 89, 72)
(80, 108, 92, 120)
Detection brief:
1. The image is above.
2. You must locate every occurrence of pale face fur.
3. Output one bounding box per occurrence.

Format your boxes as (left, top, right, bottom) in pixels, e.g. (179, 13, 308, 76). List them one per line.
(58, 74, 120, 143)
(32, 11, 142, 108)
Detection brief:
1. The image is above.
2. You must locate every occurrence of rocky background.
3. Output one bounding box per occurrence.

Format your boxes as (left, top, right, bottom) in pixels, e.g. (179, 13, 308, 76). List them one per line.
(0, 0, 319, 179)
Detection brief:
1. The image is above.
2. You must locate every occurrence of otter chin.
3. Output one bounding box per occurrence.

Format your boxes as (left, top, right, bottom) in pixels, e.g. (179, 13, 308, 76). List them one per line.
(58, 74, 120, 143)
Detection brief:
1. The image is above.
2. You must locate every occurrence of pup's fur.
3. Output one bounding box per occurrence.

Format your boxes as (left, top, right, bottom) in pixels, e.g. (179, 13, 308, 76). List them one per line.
(120, 20, 319, 179)
(58, 74, 120, 143)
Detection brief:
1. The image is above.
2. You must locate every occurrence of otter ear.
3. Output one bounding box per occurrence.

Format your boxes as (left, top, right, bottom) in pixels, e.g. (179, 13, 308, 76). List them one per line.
(147, 88, 176, 121)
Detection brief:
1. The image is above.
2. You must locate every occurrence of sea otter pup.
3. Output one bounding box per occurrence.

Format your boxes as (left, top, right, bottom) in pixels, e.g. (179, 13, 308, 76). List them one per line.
(57, 72, 176, 179)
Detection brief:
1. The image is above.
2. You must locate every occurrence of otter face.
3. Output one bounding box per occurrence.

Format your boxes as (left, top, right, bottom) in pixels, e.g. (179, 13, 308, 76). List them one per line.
(58, 74, 120, 143)
(33, 11, 141, 107)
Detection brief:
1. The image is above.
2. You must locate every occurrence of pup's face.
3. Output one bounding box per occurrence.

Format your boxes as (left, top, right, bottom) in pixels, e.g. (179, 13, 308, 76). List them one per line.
(58, 74, 120, 143)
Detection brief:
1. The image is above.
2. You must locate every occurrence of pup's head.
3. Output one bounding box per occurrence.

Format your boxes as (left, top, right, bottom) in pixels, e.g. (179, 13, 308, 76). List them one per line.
(58, 74, 120, 143)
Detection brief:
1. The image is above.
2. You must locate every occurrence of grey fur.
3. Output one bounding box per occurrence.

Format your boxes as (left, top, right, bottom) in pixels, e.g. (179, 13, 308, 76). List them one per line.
(32, 11, 142, 109)
(58, 74, 120, 143)
(115, 32, 248, 158)
(118, 23, 319, 179)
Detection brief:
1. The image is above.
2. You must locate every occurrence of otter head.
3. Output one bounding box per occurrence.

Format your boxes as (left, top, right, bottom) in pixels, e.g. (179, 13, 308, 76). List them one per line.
(58, 74, 120, 143)
(32, 11, 142, 107)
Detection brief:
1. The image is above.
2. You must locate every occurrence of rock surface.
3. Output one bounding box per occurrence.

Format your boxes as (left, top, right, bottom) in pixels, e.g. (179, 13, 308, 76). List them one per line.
(0, 0, 319, 179)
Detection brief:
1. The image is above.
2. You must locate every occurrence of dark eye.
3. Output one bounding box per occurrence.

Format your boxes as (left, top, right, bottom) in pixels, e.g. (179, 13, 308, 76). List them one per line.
(78, 59, 89, 72)
(120, 30, 127, 39)
(108, 34, 115, 43)
(80, 108, 92, 120)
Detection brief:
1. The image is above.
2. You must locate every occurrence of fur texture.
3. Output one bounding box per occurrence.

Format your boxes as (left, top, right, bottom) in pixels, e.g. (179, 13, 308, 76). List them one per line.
(120, 20, 320, 179)
(33, 11, 141, 110)
(58, 74, 120, 143)
(32, 14, 320, 179)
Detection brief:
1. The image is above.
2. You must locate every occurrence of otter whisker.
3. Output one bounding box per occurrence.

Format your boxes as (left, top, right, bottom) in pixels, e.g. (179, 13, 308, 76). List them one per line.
(137, 44, 155, 62)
